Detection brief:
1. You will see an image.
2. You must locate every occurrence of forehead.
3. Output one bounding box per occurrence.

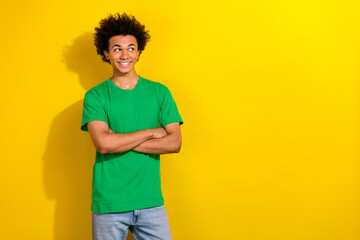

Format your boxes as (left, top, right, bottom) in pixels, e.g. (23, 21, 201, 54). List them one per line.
(108, 35, 137, 46)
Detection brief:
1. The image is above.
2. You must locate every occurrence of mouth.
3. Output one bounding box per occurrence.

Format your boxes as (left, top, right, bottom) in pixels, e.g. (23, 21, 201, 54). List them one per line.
(117, 62, 131, 66)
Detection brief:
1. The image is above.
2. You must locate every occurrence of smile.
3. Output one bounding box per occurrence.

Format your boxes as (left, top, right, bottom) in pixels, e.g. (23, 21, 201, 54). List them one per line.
(118, 62, 131, 66)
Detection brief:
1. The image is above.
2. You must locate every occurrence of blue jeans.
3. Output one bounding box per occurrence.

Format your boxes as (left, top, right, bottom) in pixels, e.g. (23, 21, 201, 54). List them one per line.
(92, 205, 172, 240)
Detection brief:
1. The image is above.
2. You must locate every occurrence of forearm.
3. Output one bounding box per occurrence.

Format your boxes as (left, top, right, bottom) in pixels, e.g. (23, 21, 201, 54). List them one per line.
(132, 133, 181, 154)
(100, 129, 153, 154)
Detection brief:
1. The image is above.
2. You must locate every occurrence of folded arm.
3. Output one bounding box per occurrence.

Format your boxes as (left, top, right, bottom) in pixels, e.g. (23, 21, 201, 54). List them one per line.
(87, 120, 167, 154)
(132, 122, 182, 154)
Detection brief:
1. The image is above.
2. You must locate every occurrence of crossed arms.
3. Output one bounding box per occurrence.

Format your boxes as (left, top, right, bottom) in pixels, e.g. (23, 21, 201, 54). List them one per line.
(87, 120, 182, 155)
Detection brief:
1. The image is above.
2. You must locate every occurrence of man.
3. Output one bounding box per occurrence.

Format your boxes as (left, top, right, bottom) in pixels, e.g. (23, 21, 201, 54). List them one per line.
(80, 13, 183, 240)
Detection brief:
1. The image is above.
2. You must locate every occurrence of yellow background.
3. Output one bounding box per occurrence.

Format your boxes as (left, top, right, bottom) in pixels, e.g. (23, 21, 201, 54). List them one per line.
(1, 0, 359, 239)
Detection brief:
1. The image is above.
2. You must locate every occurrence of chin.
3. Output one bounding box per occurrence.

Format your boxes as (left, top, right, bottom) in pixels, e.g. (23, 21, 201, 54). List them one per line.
(116, 65, 133, 73)
(113, 66, 132, 74)
(118, 69, 132, 74)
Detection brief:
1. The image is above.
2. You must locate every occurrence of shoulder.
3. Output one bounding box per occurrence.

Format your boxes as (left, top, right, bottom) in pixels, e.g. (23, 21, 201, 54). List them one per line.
(140, 76, 171, 96)
(141, 76, 162, 87)
(84, 79, 109, 98)
(141, 76, 171, 92)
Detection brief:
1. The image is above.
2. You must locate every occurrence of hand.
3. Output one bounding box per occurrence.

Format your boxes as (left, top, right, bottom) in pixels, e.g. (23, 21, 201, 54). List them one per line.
(151, 127, 167, 139)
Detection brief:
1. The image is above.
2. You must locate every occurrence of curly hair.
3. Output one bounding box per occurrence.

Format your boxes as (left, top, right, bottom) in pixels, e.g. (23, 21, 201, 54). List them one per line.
(94, 13, 151, 64)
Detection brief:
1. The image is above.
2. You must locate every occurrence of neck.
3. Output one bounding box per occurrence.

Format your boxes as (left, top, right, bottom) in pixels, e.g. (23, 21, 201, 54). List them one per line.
(111, 69, 139, 89)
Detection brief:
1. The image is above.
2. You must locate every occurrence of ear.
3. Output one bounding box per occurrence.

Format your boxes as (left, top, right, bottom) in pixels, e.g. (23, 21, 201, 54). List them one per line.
(136, 51, 141, 61)
(103, 50, 109, 60)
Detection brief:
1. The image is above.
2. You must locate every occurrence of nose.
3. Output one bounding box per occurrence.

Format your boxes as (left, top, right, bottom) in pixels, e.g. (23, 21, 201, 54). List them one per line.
(120, 49, 129, 59)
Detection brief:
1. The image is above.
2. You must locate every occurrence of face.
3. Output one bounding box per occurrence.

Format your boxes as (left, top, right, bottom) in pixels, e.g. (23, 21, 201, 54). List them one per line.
(103, 35, 140, 74)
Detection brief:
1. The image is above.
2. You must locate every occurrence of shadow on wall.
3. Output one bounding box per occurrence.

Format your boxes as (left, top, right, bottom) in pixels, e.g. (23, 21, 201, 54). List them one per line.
(42, 32, 136, 240)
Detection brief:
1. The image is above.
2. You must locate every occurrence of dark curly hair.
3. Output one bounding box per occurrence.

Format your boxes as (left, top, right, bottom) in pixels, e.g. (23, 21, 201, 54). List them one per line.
(94, 13, 151, 64)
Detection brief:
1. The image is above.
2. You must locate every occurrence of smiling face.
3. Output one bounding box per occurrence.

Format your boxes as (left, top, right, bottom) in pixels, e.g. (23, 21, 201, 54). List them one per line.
(103, 35, 140, 75)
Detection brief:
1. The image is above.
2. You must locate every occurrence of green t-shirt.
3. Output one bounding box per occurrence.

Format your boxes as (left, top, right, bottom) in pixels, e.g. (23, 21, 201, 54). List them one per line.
(80, 75, 183, 213)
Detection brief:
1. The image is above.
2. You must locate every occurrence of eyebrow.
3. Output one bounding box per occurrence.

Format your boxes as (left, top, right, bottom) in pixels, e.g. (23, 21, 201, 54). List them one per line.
(111, 44, 136, 48)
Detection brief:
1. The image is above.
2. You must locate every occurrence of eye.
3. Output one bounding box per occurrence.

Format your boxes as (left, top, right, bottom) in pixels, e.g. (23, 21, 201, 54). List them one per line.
(114, 48, 120, 51)
(129, 47, 134, 51)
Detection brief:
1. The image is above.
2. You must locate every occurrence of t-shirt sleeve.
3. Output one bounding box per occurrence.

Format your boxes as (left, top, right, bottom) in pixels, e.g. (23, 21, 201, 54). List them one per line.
(159, 85, 184, 127)
(81, 91, 108, 132)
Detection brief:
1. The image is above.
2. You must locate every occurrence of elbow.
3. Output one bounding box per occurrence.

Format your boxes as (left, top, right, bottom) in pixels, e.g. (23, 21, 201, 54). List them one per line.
(97, 133, 119, 154)
(173, 140, 182, 153)
(90, 130, 114, 154)
(97, 141, 110, 154)
(98, 147, 108, 155)
(97, 145, 108, 154)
